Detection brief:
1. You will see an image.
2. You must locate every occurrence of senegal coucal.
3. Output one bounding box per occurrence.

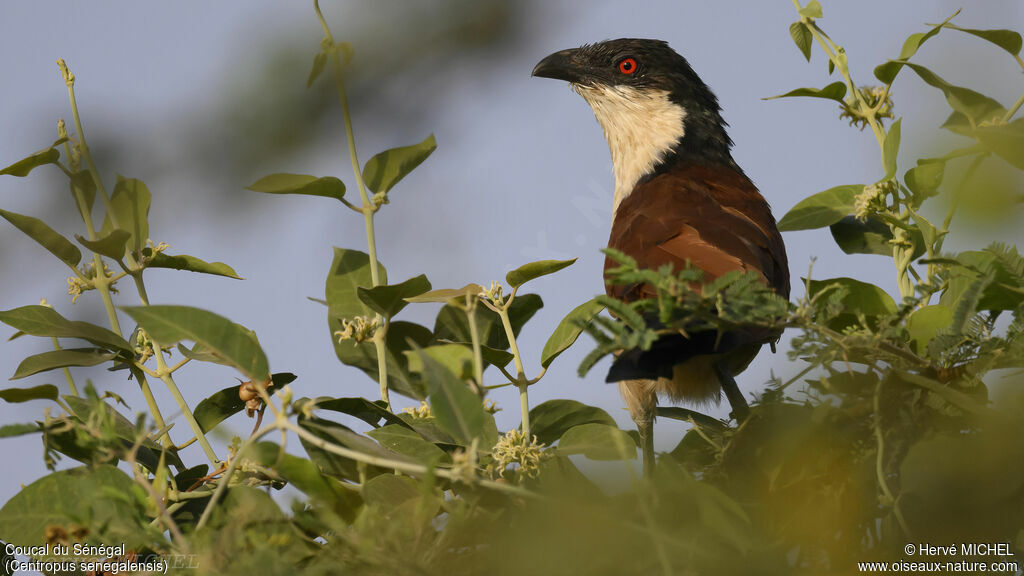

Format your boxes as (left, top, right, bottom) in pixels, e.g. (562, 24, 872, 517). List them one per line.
(533, 39, 790, 473)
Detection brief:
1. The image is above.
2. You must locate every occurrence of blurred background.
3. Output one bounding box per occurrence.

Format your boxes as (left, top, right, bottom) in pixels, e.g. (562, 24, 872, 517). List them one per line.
(1, 0, 1021, 501)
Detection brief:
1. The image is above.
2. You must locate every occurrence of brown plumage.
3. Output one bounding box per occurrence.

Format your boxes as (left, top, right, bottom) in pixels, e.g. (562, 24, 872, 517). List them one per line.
(607, 162, 790, 302)
(606, 162, 789, 425)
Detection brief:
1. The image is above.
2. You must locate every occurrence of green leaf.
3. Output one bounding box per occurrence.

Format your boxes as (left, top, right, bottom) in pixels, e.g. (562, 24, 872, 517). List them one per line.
(789, 21, 812, 61)
(808, 277, 897, 315)
(306, 51, 327, 88)
(0, 384, 58, 403)
(69, 170, 97, 213)
(63, 394, 181, 471)
(100, 175, 151, 257)
(362, 474, 427, 513)
(541, 298, 605, 369)
(940, 23, 1021, 57)
(362, 134, 437, 195)
(894, 62, 1005, 125)
(193, 373, 296, 433)
(904, 161, 945, 205)
(12, 348, 117, 379)
(249, 442, 357, 516)
(528, 399, 616, 446)
(505, 258, 577, 289)
(0, 208, 82, 269)
(367, 424, 450, 465)
(975, 118, 1024, 170)
(74, 229, 131, 261)
(475, 344, 513, 368)
(194, 385, 247, 433)
(176, 341, 230, 366)
(326, 248, 386, 321)
(0, 139, 64, 177)
(434, 293, 543, 352)
(906, 304, 952, 355)
(0, 305, 131, 352)
(121, 305, 269, 382)
(357, 274, 431, 318)
(557, 423, 636, 461)
(247, 173, 346, 202)
(397, 413, 459, 446)
(0, 466, 144, 548)
(656, 407, 729, 432)
(406, 344, 475, 380)
(305, 396, 409, 429)
(807, 277, 898, 330)
(798, 0, 822, 19)
(829, 216, 892, 257)
(148, 252, 243, 279)
(829, 215, 925, 258)
(938, 248, 1023, 313)
(0, 423, 42, 438)
(764, 81, 846, 103)
(415, 345, 488, 445)
(873, 10, 959, 84)
(908, 208, 940, 250)
(298, 417, 399, 481)
(299, 417, 403, 463)
(777, 184, 863, 231)
(883, 118, 902, 179)
(404, 284, 483, 304)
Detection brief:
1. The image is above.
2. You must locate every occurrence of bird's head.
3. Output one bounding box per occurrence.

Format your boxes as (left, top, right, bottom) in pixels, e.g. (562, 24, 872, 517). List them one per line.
(533, 39, 734, 210)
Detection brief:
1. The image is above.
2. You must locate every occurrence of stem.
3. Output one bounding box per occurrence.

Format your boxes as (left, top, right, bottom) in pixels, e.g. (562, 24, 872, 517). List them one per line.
(518, 384, 531, 440)
(154, 350, 220, 467)
(1003, 90, 1024, 122)
(60, 61, 176, 444)
(65, 66, 122, 238)
(892, 229, 915, 300)
(795, 12, 920, 298)
(375, 319, 391, 409)
(131, 367, 171, 448)
(68, 175, 122, 334)
(795, 9, 886, 149)
(287, 420, 532, 498)
(496, 305, 530, 438)
(314, 0, 378, 285)
(314, 0, 392, 408)
(465, 297, 485, 397)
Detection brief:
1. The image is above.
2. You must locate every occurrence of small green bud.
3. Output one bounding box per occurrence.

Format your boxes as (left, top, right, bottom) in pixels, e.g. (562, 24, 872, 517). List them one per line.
(56, 59, 74, 86)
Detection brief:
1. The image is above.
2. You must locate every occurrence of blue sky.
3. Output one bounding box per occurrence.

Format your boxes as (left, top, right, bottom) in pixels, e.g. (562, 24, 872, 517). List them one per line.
(1, 1, 1022, 500)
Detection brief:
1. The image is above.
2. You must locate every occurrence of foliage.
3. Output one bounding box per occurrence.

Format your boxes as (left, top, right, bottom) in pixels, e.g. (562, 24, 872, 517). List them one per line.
(1, 2, 1023, 575)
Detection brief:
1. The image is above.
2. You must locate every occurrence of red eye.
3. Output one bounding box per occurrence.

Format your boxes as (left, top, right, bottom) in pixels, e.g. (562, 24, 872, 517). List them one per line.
(618, 57, 637, 75)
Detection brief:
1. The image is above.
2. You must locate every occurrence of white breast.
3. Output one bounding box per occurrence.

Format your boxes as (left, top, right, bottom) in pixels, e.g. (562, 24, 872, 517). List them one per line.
(573, 84, 687, 212)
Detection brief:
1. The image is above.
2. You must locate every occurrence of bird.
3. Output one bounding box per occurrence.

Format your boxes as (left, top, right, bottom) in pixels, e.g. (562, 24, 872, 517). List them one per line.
(533, 39, 790, 475)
